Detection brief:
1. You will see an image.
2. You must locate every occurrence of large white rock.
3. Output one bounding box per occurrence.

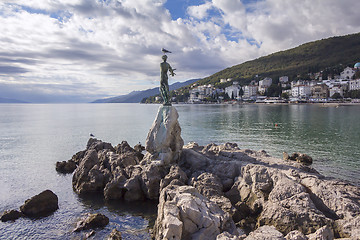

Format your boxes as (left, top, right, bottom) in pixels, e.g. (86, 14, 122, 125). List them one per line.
(146, 106, 184, 165)
(154, 185, 237, 240)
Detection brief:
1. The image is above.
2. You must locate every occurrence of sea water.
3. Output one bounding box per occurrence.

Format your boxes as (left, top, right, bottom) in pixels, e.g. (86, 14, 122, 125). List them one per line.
(0, 103, 359, 239)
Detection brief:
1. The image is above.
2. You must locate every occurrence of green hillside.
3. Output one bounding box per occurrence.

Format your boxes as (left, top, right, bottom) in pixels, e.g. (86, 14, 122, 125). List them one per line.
(197, 32, 360, 87)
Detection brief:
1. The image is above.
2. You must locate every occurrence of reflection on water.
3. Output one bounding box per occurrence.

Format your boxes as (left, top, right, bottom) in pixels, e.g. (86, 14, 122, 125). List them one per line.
(0, 103, 359, 239)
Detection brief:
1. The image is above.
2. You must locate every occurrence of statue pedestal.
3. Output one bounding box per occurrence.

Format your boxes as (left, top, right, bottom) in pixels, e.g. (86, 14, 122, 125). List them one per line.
(145, 105, 184, 165)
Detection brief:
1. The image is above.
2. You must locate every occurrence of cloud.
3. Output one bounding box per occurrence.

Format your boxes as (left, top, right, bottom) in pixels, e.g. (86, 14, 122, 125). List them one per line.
(187, 2, 213, 19)
(0, 0, 360, 102)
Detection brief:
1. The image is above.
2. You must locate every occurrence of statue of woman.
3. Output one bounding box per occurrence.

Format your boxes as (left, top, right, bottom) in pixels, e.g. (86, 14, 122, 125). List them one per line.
(160, 55, 175, 106)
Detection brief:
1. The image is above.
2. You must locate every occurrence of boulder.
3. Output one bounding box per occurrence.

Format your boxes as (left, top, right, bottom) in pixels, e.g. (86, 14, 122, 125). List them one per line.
(20, 190, 58, 217)
(285, 230, 308, 240)
(123, 176, 145, 201)
(306, 225, 333, 240)
(140, 162, 166, 200)
(108, 229, 122, 240)
(154, 185, 237, 240)
(56, 160, 77, 173)
(74, 213, 109, 232)
(145, 106, 184, 165)
(0, 209, 24, 222)
(190, 172, 223, 198)
(283, 152, 313, 165)
(244, 225, 285, 240)
(104, 173, 127, 200)
(216, 231, 244, 240)
(257, 173, 332, 235)
(160, 165, 188, 190)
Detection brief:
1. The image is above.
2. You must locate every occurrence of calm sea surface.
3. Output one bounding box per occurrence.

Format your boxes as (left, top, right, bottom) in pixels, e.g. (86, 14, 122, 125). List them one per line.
(0, 103, 359, 239)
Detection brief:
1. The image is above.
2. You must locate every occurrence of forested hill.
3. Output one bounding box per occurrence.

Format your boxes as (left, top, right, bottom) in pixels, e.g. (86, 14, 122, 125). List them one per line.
(196, 32, 360, 86)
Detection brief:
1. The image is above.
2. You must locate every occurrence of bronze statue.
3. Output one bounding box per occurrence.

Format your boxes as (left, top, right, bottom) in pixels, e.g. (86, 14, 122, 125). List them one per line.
(160, 54, 175, 106)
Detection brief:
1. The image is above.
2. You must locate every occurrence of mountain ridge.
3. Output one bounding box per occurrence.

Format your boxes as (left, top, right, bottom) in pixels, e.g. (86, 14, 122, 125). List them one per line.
(92, 79, 199, 103)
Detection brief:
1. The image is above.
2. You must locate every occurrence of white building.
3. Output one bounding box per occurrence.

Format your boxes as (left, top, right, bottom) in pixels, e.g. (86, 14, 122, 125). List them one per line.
(291, 85, 311, 98)
(258, 77, 272, 94)
(329, 85, 347, 97)
(349, 79, 360, 91)
(225, 82, 241, 99)
(340, 67, 355, 80)
(279, 76, 289, 83)
(188, 85, 213, 102)
(243, 85, 258, 98)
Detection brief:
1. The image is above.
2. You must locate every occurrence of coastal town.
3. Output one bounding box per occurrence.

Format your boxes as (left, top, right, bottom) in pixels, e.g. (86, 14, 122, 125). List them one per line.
(161, 62, 360, 104)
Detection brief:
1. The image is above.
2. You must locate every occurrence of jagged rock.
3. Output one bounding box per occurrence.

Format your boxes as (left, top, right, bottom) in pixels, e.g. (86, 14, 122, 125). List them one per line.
(145, 106, 184, 165)
(244, 225, 285, 240)
(154, 185, 237, 240)
(160, 165, 188, 190)
(67, 139, 360, 239)
(283, 152, 313, 165)
(87, 138, 115, 152)
(257, 172, 332, 235)
(56, 160, 77, 173)
(108, 229, 122, 240)
(71, 150, 86, 164)
(20, 190, 58, 217)
(300, 177, 360, 238)
(104, 173, 127, 200)
(285, 230, 308, 240)
(190, 172, 223, 198)
(306, 225, 333, 240)
(74, 213, 109, 232)
(72, 149, 100, 194)
(216, 231, 244, 240)
(123, 176, 145, 201)
(140, 162, 167, 200)
(0, 209, 24, 222)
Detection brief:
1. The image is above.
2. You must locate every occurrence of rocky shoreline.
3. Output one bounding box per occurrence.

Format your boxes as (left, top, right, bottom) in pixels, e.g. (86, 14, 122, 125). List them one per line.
(54, 136, 359, 240)
(3, 105, 359, 239)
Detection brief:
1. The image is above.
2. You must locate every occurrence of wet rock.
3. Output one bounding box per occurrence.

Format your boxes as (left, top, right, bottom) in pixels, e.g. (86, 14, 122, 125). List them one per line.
(0, 209, 24, 222)
(154, 185, 237, 240)
(104, 173, 127, 200)
(108, 229, 122, 240)
(74, 213, 109, 232)
(20, 190, 58, 217)
(123, 176, 145, 201)
(145, 106, 184, 165)
(56, 160, 77, 173)
(284, 152, 313, 165)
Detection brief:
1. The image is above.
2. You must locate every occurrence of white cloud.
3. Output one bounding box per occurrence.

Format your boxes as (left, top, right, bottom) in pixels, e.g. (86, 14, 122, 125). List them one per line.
(0, 0, 360, 102)
(187, 2, 213, 19)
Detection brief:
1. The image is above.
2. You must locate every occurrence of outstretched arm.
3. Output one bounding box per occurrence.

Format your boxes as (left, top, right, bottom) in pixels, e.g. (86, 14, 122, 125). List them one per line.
(169, 65, 176, 76)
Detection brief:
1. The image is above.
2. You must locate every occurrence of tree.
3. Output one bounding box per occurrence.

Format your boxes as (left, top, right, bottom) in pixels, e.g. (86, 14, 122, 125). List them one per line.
(266, 84, 282, 97)
(281, 92, 289, 99)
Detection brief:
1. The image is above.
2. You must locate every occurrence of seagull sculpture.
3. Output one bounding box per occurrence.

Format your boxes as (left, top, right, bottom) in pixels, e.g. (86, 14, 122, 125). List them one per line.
(161, 48, 171, 54)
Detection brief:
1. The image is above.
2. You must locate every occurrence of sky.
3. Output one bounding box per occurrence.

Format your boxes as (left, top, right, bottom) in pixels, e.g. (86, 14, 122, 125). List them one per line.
(1, 0, 360, 103)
